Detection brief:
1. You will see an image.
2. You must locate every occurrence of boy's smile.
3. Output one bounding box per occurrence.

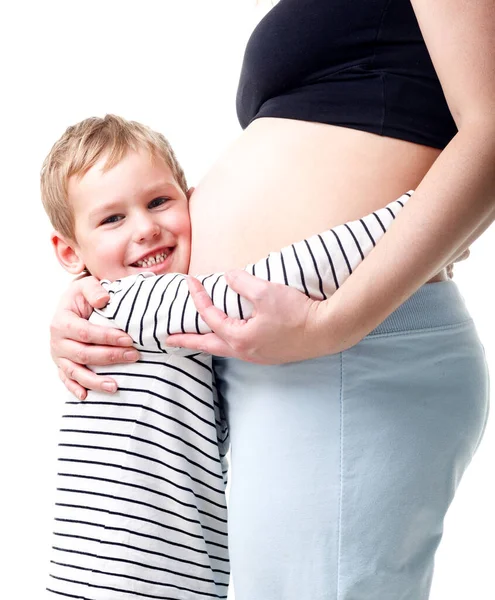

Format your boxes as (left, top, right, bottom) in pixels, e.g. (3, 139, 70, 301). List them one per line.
(67, 149, 192, 281)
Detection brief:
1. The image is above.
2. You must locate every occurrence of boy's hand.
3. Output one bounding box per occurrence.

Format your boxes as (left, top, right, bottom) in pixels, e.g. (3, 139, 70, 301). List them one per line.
(50, 276, 139, 400)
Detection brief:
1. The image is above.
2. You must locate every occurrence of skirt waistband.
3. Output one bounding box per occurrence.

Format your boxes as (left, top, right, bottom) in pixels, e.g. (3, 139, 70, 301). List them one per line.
(368, 281, 472, 336)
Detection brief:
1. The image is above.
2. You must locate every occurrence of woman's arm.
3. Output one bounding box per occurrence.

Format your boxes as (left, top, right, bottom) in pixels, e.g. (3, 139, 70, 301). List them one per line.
(166, 0, 494, 362)
(314, 0, 495, 353)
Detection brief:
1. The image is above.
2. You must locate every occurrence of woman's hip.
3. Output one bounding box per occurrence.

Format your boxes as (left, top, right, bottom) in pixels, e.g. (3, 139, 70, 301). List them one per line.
(213, 281, 490, 599)
(214, 281, 489, 460)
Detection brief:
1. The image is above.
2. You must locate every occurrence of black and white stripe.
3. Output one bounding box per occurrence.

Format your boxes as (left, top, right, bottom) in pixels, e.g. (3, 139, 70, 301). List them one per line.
(47, 194, 409, 599)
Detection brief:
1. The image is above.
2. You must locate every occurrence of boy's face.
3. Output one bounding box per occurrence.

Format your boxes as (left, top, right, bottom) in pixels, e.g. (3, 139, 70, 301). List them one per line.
(66, 149, 192, 281)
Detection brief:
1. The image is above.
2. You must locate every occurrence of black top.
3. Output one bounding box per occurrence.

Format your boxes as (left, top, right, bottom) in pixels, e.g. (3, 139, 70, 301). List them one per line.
(236, 0, 457, 149)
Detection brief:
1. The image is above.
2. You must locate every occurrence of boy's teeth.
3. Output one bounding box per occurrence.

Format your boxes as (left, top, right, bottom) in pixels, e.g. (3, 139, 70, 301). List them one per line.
(135, 251, 168, 267)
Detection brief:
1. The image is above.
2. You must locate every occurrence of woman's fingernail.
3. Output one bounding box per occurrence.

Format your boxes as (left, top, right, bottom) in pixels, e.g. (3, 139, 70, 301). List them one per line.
(102, 381, 117, 393)
(118, 336, 133, 346)
(76, 390, 85, 400)
(124, 350, 139, 361)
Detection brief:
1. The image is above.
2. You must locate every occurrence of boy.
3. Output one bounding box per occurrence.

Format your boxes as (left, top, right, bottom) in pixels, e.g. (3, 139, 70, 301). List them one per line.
(41, 114, 409, 599)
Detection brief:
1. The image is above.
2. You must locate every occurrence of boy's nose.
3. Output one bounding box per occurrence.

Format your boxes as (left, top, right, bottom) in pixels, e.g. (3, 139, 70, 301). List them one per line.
(134, 216, 161, 242)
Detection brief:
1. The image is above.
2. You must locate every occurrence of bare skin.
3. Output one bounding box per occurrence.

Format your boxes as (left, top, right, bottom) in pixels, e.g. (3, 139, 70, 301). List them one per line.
(188, 119, 447, 275)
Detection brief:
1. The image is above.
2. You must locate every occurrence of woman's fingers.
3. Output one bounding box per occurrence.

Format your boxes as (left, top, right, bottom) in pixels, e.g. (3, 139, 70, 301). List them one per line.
(51, 312, 135, 347)
(58, 357, 119, 395)
(446, 246, 471, 278)
(224, 269, 270, 303)
(58, 366, 88, 400)
(165, 276, 253, 355)
(51, 275, 134, 351)
(454, 247, 470, 262)
(185, 276, 237, 333)
(52, 337, 139, 367)
(166, 331, 238, 357)
(49, 275, 138, 400)
(187, 270, 266, 331)
(75, 275, 111, 309)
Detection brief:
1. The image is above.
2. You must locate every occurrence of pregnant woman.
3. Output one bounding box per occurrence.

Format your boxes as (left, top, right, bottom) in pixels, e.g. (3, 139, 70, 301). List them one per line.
(50, 1, 493, 598)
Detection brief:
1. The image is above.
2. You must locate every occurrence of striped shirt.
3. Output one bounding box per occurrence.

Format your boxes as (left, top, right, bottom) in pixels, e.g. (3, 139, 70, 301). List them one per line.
(47, 193, 409, 599)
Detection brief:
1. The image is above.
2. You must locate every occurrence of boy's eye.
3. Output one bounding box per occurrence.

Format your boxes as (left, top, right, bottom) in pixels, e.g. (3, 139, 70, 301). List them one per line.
(149, 196, 169, 209)
(101, 215, 124, 225)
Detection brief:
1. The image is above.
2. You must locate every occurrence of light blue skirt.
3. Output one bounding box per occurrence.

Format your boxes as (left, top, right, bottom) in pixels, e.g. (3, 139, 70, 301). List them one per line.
(214, 281, 490, 600)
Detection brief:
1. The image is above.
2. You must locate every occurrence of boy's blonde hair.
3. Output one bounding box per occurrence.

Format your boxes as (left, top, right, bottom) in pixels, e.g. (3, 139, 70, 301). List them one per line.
(41, 114, 188, 241)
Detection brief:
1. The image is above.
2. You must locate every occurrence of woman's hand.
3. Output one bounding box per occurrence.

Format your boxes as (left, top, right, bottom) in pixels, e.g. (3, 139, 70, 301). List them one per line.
(446, 247, 470, 279)
(166, 271, 331, 364)
(51, 276, 139, 400)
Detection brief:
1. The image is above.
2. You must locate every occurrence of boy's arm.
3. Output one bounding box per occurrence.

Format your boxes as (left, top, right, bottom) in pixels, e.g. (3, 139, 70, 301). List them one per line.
(93, 193, 409, 353)
(91, 272, 191, 354)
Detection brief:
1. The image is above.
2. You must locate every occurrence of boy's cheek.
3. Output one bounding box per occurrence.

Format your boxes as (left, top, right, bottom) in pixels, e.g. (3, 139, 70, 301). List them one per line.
(165, 208, 192, 239)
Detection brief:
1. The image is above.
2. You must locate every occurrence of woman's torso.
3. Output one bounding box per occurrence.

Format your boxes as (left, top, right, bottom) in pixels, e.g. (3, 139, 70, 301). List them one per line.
(188, 118, 443, 276)
(188, 0, 450, 280)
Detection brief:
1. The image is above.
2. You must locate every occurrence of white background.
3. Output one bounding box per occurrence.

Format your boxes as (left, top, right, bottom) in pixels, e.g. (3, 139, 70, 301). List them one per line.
(0, 1, 493, 598)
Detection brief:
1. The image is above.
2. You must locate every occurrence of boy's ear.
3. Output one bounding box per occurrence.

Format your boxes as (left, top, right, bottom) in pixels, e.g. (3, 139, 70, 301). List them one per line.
(186, 187, 195, 201)
(51, 231, 86, 275)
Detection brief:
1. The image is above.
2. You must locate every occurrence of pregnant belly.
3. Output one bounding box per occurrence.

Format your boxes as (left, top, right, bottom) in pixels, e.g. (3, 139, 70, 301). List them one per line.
(188, 118, 442, 275)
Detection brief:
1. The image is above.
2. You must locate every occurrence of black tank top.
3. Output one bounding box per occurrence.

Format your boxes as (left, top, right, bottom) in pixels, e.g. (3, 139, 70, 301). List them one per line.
(236, 0, 457, 149)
